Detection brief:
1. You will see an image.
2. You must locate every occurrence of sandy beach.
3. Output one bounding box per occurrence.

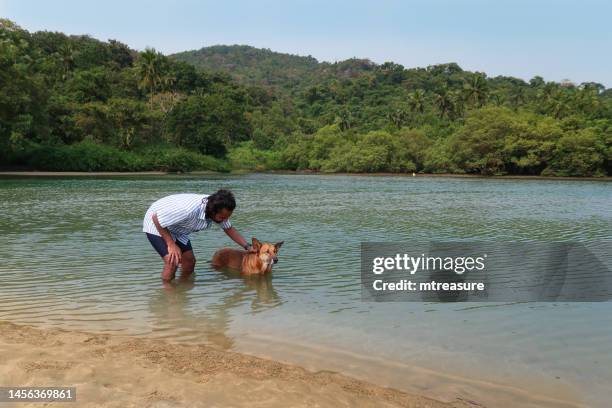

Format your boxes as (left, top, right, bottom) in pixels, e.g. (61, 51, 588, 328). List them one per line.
(0, 321, 474, 408)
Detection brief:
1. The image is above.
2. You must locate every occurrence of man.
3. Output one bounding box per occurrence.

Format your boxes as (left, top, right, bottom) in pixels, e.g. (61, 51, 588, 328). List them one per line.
(143, 189, 252, 281)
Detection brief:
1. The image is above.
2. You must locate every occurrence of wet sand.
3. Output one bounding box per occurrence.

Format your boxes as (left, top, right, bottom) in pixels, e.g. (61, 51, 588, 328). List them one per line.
(0, 321, 474, 408)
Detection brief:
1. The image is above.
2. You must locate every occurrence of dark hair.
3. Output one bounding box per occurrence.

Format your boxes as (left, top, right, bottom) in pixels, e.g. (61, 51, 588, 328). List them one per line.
(205, 189, 236, 218)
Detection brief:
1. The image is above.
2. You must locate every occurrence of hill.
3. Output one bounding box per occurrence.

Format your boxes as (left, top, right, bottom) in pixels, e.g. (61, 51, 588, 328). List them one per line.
(171, 45, 322, 89)
(171, 45, 387, 91)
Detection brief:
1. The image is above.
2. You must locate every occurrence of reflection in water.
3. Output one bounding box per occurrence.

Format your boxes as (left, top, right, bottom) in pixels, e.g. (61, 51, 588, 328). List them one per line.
(149, 274, 234, 349)
(149, 266, 282, 350)
(216, 267, 283, 313)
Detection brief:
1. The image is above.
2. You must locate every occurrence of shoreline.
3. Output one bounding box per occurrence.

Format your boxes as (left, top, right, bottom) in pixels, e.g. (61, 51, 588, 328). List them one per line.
(0, 170, 610, 181)
(258, 170, 612, 181)
(0, 321, 467, 408)
(0, 321, 588, 408)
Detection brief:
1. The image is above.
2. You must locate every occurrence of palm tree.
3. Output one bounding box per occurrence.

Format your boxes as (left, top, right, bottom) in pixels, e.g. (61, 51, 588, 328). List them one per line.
(337, 109, 353, 131)
(548, 90, 570, 118)
(463, 74, 488, 108)
(488, 91, 504, 107)
(58, 44, 75, 80)
(536, 82, 557, 103)
(408, 89, 426, 114)
(574, 88, 600, 116)
(434, 88, 454, 119)
(387, 108, 408, 129)
(450, 90, 465, 118)
(138, 48, 163, 107)
(509, 87, 526, 111)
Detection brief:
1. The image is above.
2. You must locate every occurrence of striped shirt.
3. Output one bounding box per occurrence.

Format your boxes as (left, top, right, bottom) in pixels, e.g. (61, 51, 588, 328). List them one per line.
(142, 194, 232, 244)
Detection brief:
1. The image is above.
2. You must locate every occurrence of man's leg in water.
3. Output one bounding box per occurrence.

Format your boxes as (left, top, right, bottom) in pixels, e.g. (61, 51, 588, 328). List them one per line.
(161, 255, 179, 281)
(180, 250, 196, 278)
(146, 233, 193, 281)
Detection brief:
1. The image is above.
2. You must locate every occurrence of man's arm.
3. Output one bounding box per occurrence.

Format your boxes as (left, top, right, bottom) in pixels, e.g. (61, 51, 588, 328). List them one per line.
(223, 227, 255, 252)
(152, 213, 182, 265)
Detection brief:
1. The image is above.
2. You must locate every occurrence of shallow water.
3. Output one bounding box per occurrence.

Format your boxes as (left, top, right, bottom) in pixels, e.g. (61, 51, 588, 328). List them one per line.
(1, 174, 611, 407)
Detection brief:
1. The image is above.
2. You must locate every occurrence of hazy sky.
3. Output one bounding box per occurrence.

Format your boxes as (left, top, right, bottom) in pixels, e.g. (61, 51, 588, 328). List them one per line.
(2, 0, 611, 87)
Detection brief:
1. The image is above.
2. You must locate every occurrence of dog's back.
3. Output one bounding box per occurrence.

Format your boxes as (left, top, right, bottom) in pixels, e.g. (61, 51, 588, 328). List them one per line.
(211, 248, 246, 271)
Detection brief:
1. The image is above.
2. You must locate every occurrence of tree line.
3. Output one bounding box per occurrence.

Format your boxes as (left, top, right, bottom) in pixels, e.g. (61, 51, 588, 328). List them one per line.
(1, 20, 610, 176)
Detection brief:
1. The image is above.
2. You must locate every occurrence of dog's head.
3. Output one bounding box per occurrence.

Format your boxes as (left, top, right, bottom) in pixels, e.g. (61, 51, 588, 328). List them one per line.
(251, 237, 283, 270)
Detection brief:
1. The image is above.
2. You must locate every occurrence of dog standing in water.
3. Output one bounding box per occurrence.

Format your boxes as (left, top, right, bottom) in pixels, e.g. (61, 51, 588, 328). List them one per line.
(212, 238, 283, 275)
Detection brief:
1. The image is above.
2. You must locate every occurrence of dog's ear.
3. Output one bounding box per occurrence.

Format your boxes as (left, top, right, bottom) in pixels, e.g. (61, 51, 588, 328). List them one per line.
(275, 241, 284, 251)
(251, 237, 261, 251)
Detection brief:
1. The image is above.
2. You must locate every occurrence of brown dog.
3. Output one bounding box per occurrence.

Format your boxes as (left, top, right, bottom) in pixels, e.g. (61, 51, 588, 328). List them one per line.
(211, 238, 283, 275)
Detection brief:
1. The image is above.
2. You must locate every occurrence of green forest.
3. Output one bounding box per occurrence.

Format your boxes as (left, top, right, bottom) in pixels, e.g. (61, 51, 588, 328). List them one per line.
(1, 19, 611, 176)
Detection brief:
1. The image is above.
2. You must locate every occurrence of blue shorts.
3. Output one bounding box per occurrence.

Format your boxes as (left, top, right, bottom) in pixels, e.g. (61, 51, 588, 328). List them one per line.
(146, 233, 193, 258)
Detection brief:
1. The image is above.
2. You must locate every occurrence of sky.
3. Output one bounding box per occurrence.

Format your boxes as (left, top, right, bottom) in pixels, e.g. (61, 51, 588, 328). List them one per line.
(1, 0, 611, 87)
